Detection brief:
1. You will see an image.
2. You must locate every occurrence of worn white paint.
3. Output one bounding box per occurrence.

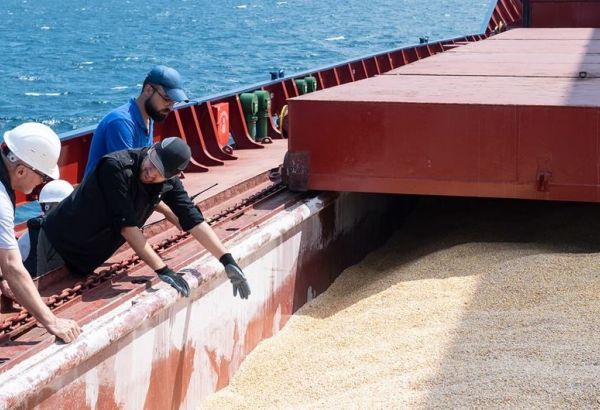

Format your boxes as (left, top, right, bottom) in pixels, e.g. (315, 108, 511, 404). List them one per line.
(0, 195, 324, 408)
(84, 366, 99, 409)
(0, 192, 387, 409)
(0, 297, 139, 405)
(170, 302, 191, 352)
(183, 230, 304, 405)
(112, 328, 155, 410)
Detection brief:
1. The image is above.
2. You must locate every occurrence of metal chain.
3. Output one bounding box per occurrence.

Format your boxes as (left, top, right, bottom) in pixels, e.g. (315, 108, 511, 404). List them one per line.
(0, 182, 284, 337)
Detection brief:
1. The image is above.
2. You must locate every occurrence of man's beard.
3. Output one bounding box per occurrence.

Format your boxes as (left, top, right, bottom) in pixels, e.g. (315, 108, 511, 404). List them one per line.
(145, 99, 169, 122)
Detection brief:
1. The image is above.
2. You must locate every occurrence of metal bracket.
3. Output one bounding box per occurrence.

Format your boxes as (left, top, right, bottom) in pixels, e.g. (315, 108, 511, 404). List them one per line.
(536, 169, 552, 192)
(283, 151, 310, 191)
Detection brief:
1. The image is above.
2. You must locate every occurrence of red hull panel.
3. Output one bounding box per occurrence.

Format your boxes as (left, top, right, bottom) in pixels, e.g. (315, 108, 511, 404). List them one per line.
(530, 0, 600, 28)
(287, 29, 600, 202)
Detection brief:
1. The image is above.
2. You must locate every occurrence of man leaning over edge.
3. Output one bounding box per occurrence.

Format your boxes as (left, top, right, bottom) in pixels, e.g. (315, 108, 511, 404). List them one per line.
(0, 123, 81, 343)
(83, 65, 188, 229)
(38, 137, 251, 300)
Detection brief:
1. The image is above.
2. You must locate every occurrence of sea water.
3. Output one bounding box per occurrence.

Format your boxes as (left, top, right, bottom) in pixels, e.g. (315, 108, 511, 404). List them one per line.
(0, 0, 492, 134)
(0, 0, 493, 221)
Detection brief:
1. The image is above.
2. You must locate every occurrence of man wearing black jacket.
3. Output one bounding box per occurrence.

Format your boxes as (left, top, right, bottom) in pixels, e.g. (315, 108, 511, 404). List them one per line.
(37, 137, 250, 299)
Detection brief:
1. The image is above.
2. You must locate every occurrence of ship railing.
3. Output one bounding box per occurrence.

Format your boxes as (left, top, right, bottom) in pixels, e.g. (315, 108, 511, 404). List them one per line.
(16, 0, 522, 210)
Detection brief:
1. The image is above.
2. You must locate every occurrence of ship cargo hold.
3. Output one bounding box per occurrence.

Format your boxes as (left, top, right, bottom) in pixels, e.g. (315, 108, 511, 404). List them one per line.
(2, 0, 600, 407)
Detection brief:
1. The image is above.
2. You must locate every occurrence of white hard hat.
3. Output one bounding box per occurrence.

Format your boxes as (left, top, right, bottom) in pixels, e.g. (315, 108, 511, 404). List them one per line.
(3, 122, 61, 179)
(39, 179, 73, 203)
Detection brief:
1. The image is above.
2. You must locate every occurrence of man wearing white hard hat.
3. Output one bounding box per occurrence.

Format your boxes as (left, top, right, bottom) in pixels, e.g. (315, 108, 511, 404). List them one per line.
(0, 123, 81, 343)
(18, 179, 74, 277)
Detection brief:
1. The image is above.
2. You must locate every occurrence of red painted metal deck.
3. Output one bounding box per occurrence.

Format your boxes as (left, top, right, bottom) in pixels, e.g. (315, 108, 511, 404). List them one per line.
(286, 28, 600, 203)
(0, 2, 528, 406)
(526, 0, 600, 28)
(1, 140, 287, 334)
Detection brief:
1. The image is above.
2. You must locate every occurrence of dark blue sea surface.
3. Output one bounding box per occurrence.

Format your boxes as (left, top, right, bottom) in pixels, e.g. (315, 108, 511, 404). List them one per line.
(4, 0, 492, 222)
(0, 0, 492, 135)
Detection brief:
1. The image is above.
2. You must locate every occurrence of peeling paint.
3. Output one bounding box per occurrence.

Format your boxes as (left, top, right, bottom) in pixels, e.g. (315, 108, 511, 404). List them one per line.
(0, 192, 398, 409)
(84, 367, 99, 409)
(170, 304, 190, 352)
(143, 343, 196, 410)
(204, 346, 232, 392)
(113, 329, 155, 410)
(96, 383, 119, 410)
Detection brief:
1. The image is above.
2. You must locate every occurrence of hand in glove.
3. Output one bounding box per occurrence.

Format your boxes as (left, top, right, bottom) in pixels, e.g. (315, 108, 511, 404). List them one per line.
(155, 266, 190, 297)
(219, 253, 251, 299)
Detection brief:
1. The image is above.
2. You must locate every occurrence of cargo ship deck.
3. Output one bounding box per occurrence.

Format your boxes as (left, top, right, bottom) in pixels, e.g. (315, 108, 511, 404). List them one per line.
(0, 139, 288, 360)
(0, 132, 404, 408)
(8, 1, 600, 407)
(287, 28, 600, 202)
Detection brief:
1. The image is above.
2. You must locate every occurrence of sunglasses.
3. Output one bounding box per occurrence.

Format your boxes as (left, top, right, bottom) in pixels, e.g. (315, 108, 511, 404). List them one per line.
(24, 164, 51, 184)
(150, 85, 176, 106)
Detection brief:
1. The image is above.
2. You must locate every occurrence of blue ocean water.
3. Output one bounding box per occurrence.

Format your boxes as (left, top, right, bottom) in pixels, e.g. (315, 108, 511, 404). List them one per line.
(3, 0, 492, 222)
(0, 0, 492, 135)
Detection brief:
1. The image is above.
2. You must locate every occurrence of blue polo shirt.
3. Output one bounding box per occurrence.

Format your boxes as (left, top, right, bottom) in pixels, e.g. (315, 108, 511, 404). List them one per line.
(84, 98, 154, 176)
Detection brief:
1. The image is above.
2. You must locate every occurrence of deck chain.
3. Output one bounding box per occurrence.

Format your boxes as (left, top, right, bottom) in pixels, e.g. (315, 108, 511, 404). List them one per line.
(0, 182, 284, 338)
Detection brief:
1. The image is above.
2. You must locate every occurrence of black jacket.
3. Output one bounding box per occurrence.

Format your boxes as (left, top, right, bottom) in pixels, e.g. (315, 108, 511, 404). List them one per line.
(24, 216, 43, 276)
(42, 147, 204, 275)
(0, 157, 15, 210)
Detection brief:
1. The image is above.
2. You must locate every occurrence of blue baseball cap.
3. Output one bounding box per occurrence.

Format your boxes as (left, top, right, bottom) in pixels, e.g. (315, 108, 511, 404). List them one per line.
(145, 65, 189, 103)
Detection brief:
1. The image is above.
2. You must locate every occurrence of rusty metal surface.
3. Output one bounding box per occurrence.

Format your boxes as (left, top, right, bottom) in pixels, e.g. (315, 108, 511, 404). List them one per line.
(0, 2, 525, 406)
(0, 181, 291, 350)
(286, 28, 600, 202)
(0, 191, 403, 409)
(282, 151, 309, 191)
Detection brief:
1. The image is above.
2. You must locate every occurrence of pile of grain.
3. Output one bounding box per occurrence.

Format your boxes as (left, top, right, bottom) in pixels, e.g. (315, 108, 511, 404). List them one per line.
(203, 198, 600, 409)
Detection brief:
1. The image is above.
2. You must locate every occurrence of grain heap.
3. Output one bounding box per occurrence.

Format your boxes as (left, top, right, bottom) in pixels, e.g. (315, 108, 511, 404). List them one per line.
(203, 198, 600, 409)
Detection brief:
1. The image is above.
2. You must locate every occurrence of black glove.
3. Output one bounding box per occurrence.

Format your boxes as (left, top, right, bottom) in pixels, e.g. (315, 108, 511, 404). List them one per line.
(155, 266, 190, 297)
(219, 253, 251, 299)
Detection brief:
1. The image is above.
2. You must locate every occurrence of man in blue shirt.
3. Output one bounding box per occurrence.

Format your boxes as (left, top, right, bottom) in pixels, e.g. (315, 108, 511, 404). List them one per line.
(84, 65, 189, 176)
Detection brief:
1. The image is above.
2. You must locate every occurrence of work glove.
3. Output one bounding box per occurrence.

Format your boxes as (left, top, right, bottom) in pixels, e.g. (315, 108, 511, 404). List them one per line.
(155, 266, 190, 297)
(219, 253, 251, 299)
